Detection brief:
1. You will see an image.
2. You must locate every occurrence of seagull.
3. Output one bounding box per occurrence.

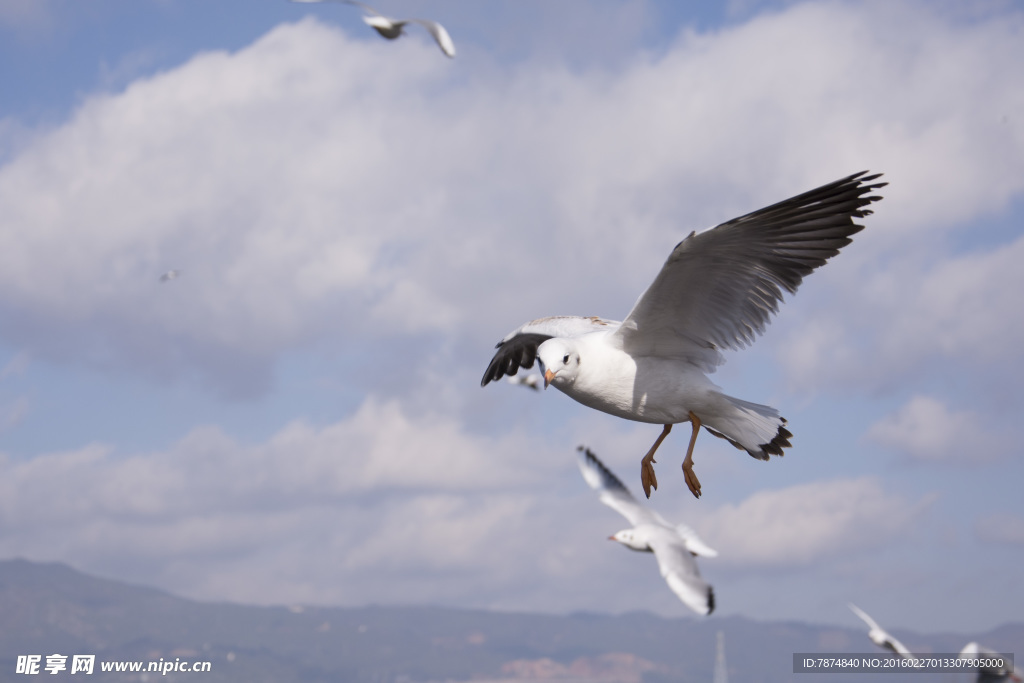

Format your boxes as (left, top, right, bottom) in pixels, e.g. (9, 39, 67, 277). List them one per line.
(506, 374, 542, 391)
(159, 269, 181, 282)
(292, 0, 456, 58)
(576, 445, 716, 616)
(481, 171, 885, 498)
(848, 603, 913, 659)
(959, 642, 1021, 683)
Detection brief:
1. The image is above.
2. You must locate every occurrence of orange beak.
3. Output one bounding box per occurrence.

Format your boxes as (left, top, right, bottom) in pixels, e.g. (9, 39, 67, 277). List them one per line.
(543, 369, 555, 389)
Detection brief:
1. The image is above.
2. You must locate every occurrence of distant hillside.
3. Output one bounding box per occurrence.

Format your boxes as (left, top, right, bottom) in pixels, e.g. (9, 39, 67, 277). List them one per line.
(0, 559, 1018, 682)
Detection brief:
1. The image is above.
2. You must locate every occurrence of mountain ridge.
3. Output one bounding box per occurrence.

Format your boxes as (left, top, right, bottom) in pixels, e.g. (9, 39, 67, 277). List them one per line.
(0, 558, 1018, 682)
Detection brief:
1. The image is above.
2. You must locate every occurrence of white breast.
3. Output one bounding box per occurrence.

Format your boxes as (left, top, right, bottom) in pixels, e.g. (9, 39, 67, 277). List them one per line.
(558, 334, 716, 425)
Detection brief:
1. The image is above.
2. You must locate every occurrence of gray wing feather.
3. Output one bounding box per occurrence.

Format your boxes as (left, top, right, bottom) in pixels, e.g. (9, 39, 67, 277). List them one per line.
(615, 171, 885, 361)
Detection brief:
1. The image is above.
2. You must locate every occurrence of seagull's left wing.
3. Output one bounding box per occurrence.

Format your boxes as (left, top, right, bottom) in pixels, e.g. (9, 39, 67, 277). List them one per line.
(614, 171, 885, 363)
(410, 18, 456, 57)
(576, 446, 662, 527)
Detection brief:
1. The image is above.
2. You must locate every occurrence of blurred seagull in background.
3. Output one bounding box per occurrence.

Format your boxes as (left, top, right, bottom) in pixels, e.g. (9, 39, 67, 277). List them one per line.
(959, 642, 1021, 683)
(506, 374, 542, 391)
(577, 445, 716, 616)
(159, 269, 181, 282)
(848, 603, 913, 659)
(482, 172, 885, 499)
(292, 0, 456, 58)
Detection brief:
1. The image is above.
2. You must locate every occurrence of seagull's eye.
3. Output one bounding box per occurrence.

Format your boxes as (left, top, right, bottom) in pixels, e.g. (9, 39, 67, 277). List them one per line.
(563, 354, 570, 364)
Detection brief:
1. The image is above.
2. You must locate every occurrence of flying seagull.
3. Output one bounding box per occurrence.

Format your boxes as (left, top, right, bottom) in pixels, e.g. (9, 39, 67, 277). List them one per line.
(292, 0, 456, 58)
(959, 642, 1021, 683)
(576, 445, 716, 616)
(482, 171, 885, 498)
(159, 269, 181, 282)
(848, 603, 913, 659)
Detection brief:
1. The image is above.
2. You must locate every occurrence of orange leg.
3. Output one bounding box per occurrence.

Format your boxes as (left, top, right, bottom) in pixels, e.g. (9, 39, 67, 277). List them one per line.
(640, 424, 672, 499)
(682, 411, 702, 499)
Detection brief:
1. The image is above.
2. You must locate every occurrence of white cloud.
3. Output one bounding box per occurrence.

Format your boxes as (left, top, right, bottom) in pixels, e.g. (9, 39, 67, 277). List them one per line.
(780, 232, 1024, 395)
(694, 477, 929, 566)
(0, 397, 589, 606)
(0, 4, 1019, 399)
(1, 392, 937, 612)
(866, 395, 1010, 462)
(0, 397, 551, 519)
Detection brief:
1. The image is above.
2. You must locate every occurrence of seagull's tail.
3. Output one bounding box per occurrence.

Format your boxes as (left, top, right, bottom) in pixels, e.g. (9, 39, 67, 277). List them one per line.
(702, 394, 792, 461)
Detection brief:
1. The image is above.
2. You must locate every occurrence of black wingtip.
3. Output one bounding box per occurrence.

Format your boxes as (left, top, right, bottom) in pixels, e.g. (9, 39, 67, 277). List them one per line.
(577, 445, 629, 493)
(707, 587, 715, 615)
(760, 424, 793, 458)
(481, 332, 554, 388)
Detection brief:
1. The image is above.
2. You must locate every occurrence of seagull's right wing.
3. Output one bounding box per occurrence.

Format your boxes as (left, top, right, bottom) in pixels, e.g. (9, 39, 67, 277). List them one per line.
(410, 19, 456, 58)
(481, 316, 619, 386)
(576, 446, 660, 527)
(648, 528, 714, 616)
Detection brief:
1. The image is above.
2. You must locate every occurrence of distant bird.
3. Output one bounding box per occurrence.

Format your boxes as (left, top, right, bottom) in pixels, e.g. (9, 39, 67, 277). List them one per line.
(848, 603, 913, 659)
(292, 0, 455, 58)
(159, 269, 181, 282)
(482, 172, 885, 499)
(505, 374, 541, 391)
(959, 642, 1021, 683)
(576, 445, 716, 616)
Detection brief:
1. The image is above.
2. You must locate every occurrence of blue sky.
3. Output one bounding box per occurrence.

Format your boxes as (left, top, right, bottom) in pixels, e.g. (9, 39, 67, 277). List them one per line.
(0, 0, 1022, 637)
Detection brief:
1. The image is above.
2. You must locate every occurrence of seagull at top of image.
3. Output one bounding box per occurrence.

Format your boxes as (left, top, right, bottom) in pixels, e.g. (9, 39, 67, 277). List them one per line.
(159, 269, 181, 282)
(848, 603, 913, 659)
(481, 171, 886, 499)
(291, 0, 456, 58)
(505, 373, 542, 391)
(959, 642, 1021, 683)
(576, 445, 717, 616)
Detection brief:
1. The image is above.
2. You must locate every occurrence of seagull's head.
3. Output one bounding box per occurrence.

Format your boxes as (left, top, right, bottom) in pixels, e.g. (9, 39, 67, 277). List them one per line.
(537, 339, 580, 390)
(609, 529, 651, 553)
